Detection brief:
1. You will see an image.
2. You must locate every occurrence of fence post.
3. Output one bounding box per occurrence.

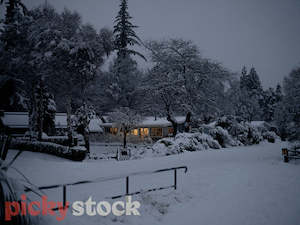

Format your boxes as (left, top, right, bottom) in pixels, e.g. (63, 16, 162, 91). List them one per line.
(63, 185, 67, 208)
(282, 148, 289, 163)
(174, 169, 177, 190)
(126, 176, 129, 195)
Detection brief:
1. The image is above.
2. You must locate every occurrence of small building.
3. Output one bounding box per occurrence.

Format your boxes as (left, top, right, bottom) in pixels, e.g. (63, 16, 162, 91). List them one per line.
(102, 116, 186, 140)
(1, 112, 103, 136)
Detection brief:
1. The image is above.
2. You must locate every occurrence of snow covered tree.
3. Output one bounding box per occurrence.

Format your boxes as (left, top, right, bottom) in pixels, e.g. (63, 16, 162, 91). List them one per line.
(281, 67, 300, 140)
(38, 8, 112, 143)
(145, 65, 186, 137)
(0, 0, 28, 50)
(96, 55, 143, 113)
(99, 27, 115, 57)
(74, 103, 95, 153)
(235, 67, 263, 121)
(0, 0, 33, 85)
(29, 77, 56, 140)
(261, 88, 277, 122)
(0, 75, 27, 111)
(275, 84, 283, 102)
(1, 0, 27, 24)
(113, 0, 145, 60)
(109, 107, 142, 148)
(274, 101, 289, 140)
(144, 39, 230, 131)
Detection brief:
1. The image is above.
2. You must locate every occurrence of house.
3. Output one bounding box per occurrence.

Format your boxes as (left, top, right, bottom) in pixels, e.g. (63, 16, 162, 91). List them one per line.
(101, 116, 186, 140)
(1, 112, 103, 136)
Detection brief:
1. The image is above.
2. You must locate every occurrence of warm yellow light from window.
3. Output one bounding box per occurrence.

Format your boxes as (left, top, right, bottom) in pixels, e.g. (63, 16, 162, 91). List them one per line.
(131, 129, 138, 136)
(140, 128, 149, 136)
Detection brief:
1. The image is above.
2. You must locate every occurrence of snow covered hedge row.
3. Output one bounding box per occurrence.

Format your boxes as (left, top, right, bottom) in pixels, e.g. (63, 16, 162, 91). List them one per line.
(131, 116, 279, 158)
(41, 136, 70, 146)
(9, 139, 87, 161)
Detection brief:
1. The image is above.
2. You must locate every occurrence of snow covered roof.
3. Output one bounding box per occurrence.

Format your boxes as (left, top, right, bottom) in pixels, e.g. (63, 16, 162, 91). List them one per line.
(2, 112, 28, 128)
(1, 112, 104, 132)
(251, 121, 265, 127)
(55, 113, 68, 128)
(101, 116, 186, 128)
(1, 112, 68, 129)
(89, 117, 104, 133)
(140, 116, 186, 127)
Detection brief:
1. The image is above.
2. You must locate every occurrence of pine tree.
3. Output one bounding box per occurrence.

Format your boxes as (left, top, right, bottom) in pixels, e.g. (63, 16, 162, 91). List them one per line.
(282, 67, 300, 140)
(1, 0, 27, 24)
(29, 78, 56, 139)
(275, 84, 283, 102)
(113, 0, 146, 60)
(236, 67, 263, 121)
(0, 0, 28, 50)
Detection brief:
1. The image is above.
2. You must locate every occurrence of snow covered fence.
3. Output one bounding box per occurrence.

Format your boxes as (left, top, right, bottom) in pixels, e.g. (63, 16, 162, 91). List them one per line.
(24, 165, 188, 211)
(9, 139, 87, 161)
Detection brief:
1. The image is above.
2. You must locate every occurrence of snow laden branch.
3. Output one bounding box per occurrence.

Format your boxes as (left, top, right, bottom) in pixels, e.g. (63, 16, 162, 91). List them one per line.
(109, 107, 142, 148)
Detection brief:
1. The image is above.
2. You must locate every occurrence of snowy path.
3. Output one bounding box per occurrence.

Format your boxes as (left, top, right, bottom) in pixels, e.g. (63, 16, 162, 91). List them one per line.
(6, 141, 300, 225)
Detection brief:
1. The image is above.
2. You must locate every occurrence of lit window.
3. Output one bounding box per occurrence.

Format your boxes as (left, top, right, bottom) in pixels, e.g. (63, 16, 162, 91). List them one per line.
(151, 128, 162, 137)
(140, 128, 149, 136)
(131, 129, 138, 136)
(110, 127, 118, 135)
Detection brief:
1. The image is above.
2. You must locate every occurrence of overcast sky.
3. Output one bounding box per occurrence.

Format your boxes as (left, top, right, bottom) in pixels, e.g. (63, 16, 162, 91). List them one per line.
(19, 0, 300, 87)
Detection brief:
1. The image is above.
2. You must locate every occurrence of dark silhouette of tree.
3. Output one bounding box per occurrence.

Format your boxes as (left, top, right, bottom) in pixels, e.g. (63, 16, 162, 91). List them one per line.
(1, 0, 27, 24)
(113, 0, 146, 60)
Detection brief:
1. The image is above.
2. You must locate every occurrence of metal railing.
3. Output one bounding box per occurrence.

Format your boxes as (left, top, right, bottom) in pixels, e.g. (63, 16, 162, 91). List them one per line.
(25, 165, 188, 210)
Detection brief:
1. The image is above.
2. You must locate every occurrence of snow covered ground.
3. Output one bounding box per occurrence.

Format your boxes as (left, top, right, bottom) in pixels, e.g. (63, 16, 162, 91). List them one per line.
(5, 141, 300, 225)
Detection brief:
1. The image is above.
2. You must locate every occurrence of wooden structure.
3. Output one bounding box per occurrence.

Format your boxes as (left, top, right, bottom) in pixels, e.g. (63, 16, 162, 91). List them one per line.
(282, 147, 300, 163)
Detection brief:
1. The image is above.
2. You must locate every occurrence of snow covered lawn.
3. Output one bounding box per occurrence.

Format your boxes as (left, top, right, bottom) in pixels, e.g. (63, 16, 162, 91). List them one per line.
(6, 141, 300, 225)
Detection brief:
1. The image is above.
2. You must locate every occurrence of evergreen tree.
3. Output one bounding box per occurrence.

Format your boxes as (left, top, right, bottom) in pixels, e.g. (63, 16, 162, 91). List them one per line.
(275, 84, 283, 102)
(30, 78, 56, 139)
(262, 88, 277, 122)
(282, 67, 300, 140)
(1, 0, 27, 24)
(0, 0, 28, 50)
(113, 0, 145, 60)
(236, 67, 263, 121)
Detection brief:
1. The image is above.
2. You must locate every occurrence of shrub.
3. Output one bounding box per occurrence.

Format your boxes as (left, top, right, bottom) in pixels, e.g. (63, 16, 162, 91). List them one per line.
(10, 139, 87, 161)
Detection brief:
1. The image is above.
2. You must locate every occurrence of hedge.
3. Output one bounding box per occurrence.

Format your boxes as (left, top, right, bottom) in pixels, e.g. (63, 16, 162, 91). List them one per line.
(9, 139, 87, 161)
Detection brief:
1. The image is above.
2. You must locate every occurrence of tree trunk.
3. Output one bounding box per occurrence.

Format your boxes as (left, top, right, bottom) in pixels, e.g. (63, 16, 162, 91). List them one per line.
(184, 112, 191, 132)
(37, 95, 43, 141)
(66, 95, 73, 147)
(83, 128, 90, 154)
(37, 79, 44, 141)
(28, 93, 36, 140)
(123, 130, 127, 149)
(167, 114, 178, 137)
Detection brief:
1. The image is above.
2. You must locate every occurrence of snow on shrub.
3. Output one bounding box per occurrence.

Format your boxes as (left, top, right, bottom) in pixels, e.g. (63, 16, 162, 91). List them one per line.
(213, 116, 262, 145)
(9, 139, 87, 161)
(150, 132, 221, 157)
(131, 117, 280, 159)
(204, 126, 241, 147)
(262, 131, 278, 143)
(288, 141, 300, 150)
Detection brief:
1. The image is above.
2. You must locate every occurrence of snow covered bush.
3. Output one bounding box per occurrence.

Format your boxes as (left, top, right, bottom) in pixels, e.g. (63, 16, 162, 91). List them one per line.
(149, 132, 221, 157)
(251, 121, 279, 143)
(212, 116, 262, 145)
(204, 126, 241, 147)
(10, 139, 87, 161)
(262, 131, 277, 143)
